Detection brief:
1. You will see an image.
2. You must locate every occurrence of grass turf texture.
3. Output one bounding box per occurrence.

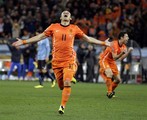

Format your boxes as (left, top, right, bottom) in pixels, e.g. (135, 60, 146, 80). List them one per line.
(0, 80, 147, 120)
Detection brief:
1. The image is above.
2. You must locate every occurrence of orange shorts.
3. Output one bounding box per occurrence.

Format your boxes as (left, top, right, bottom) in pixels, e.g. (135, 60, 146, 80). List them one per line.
(99, 59, 119, 76)
(52, 61, 77, 89)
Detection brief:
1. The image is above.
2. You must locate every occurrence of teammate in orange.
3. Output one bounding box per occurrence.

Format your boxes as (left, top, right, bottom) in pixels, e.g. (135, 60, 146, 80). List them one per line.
(12, 10, 110, 114)
(99, 32, 133, 98)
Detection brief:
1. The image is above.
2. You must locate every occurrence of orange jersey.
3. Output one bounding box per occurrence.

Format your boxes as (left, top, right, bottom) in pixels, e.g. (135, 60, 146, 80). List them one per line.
(44, 23, 84, 65)
(99, 40, 127, 63)
(99, 40, 127, 75)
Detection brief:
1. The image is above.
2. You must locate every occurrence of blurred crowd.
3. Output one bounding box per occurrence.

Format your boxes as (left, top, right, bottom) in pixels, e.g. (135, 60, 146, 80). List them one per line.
(0, 0, 147, 47)
(0, 0, 147, 82)
(66, 0, 147, 47)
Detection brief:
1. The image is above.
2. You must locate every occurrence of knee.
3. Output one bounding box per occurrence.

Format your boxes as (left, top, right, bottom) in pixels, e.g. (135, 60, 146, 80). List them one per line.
(59, 80, 71, 90)
(117, 78, 121, 83)
(64, 80, 71, 87)
(114, 78, 121, 84)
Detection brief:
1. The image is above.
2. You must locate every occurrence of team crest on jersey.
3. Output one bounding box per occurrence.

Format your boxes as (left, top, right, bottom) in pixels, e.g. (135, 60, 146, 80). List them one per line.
(69, 29, 72, 33)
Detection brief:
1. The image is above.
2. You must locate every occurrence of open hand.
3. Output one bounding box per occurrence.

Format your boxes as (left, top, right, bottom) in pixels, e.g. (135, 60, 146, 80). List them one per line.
(128, 47, 133, 52)
(12, 38, 23, 47)
(105, 38, 111, 46)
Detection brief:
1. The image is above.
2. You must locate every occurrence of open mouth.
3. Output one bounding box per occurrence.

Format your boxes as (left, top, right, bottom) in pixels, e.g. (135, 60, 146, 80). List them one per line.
(64, 15, 68, 17)
(63, 19, 68, 22)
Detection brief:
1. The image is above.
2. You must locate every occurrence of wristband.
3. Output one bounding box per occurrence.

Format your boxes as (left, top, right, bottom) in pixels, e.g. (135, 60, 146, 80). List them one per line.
(22, 40, 27, 44)
(101, 42, 105, 46)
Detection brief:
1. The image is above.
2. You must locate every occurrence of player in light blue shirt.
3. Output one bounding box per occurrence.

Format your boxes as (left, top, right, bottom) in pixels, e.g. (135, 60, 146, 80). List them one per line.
(37, 38, 50, 61)
(34, 31, 55, 88)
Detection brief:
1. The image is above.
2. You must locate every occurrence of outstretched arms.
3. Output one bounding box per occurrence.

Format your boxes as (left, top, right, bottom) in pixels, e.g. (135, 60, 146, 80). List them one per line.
(82, 34, 110, 46)
(12, 33, 47, 47)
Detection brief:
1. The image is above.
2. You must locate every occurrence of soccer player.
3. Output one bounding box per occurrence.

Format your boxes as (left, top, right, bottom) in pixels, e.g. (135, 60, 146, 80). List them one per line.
(34, 30, 56, 88)
(99, 32, 133, 98)
(12, 10, 110, 114)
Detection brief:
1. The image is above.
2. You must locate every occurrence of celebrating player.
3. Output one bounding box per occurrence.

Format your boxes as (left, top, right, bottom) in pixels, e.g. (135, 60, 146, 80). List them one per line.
(12, 10, 110, 114)
(99, 32, 133, 98)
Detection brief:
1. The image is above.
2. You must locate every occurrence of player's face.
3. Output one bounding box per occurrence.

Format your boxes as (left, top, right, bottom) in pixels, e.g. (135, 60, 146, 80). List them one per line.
(60, 11, 71, 22)
(123, 34, 129, 44)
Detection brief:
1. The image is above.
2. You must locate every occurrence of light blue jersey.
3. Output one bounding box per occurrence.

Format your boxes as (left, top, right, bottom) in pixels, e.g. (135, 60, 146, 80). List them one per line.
(37, 38, 50, 60)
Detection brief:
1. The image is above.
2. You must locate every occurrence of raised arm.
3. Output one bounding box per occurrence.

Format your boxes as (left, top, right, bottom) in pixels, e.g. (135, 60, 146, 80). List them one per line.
(112, 51, 125, 60)
(12, 32, 47, 47)
(112, 47, 133, 60)
(82, 34, 110, 46)
(118, 47, 133, 61)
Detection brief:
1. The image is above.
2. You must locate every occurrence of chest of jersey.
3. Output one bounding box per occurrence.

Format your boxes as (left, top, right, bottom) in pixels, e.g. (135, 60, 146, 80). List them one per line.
(53, 27, 75, 43)
(116, 47, 122, 54)
(112, 41, 126, 55)
(116, 45, 126, 55)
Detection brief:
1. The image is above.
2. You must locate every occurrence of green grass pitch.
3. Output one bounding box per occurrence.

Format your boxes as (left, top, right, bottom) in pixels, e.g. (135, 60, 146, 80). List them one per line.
(0, 80, 147, 120)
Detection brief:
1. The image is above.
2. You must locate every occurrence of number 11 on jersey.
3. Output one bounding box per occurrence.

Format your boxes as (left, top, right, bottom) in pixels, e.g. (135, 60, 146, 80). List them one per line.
(62, 34, 66, 41)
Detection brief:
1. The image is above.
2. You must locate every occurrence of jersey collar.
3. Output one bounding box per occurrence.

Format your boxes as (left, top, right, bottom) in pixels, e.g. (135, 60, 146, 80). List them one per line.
(60, 23, 70, 27)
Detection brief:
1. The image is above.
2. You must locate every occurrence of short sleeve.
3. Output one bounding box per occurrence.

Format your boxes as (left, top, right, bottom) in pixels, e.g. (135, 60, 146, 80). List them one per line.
(75, 25, 85, 38)
(111, 41, 118, 54)
(43, 24, 54, 37)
